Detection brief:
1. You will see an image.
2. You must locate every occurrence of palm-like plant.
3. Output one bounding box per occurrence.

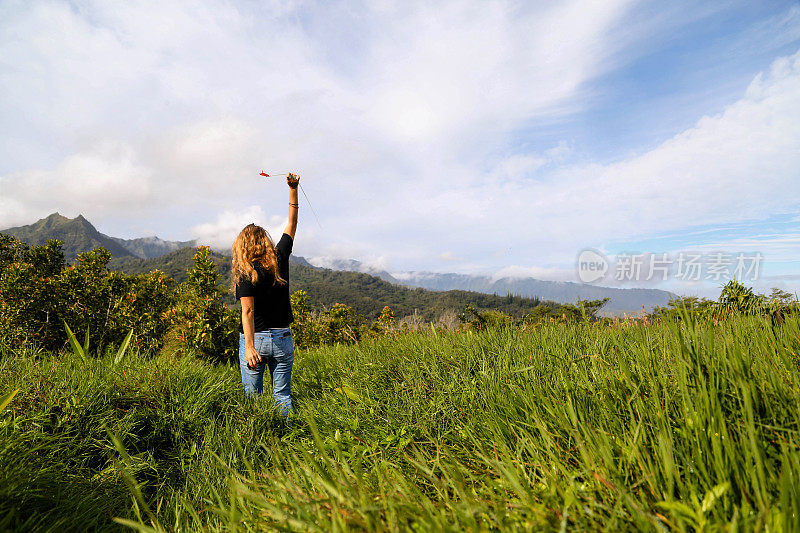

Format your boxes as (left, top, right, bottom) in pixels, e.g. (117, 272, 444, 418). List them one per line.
(717, 278, 765, 316)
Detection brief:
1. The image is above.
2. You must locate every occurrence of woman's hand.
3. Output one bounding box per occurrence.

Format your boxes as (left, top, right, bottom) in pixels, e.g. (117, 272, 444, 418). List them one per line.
(245, 345, 262, 369)
(287, 173, 300, 189)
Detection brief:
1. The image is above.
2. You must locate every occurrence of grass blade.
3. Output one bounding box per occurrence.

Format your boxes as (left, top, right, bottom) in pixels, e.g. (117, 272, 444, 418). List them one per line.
(114, 329, 134, 365)
(83, 324, 90, 355)
(64, 321, 87, 361)
(0, 388, 19, 412)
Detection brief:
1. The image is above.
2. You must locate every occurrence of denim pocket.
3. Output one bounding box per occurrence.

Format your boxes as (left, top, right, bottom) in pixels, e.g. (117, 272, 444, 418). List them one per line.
(253, 335, 266, 355)
(273, 334, 295, 361)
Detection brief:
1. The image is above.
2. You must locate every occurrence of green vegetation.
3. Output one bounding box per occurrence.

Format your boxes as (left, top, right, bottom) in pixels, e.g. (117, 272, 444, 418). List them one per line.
(3, 234, 800, 530)
(2, 313, 800, 530)
(0, 235, 176, 353)
(0, 236, 560, 359)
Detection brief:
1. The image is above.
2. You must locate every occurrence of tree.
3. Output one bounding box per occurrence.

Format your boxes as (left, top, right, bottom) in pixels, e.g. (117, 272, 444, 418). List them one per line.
(169, 247, 238, 362)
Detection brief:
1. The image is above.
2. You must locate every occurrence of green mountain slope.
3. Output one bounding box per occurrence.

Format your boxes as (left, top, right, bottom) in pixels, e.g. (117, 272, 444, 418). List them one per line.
(108, 248, 546, 321)
(108, 247, 231, 283)
(1, 213, 135, 261)
(1, 213, 195, 262)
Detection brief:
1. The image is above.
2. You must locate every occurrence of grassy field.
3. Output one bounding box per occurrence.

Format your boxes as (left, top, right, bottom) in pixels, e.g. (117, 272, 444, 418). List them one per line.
(1, 314, 799, 531)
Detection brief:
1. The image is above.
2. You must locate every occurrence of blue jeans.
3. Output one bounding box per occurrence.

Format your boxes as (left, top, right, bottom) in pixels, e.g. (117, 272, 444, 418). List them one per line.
(239, 328, 295, 417)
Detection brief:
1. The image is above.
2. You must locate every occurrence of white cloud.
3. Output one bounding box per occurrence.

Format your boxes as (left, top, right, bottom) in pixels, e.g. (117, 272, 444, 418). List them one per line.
(492, 265, 575, 282)
(191, 206, 285, 251)
(490, 155, 547, 182)
(437, 251, 464, 262)
(1, 0, 798, 298)
(397, 47, 800, 271)
(306, 254, 392, 275)
(0, 0, 636, 226)
(544, 141, 573, 163)
(0, 141, 153, 227)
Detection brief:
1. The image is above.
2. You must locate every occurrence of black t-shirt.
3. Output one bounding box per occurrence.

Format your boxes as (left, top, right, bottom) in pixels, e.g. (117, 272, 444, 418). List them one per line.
(235, 233, 294, 332)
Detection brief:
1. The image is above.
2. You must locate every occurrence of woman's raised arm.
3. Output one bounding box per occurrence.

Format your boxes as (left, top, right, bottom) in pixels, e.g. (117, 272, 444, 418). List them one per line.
(284, 172, 299, 239)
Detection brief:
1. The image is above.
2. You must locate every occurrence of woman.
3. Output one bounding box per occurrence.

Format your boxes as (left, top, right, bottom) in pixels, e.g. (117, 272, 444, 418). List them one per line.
(231, 173, 300, 417)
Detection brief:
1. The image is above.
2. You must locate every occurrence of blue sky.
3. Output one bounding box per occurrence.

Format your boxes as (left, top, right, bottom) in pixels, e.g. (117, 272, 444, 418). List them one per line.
(1, 0, 799, 298)
(558, 1, 800, 161)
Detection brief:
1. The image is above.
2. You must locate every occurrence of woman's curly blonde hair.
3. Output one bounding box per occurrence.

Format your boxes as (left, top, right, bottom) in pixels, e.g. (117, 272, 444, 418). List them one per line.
(231, 224, 285, 293)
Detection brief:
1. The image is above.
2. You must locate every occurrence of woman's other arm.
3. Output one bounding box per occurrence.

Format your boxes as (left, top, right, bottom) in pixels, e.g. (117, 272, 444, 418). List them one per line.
(284, 172, 299, 240)
(240, 296, 261, 369)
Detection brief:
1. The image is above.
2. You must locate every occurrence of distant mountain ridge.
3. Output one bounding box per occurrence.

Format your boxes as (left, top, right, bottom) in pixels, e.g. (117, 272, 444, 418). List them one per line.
(1, 213, 195, 261)
(307, 258, 675, 314)
(394, 271, 673, 314)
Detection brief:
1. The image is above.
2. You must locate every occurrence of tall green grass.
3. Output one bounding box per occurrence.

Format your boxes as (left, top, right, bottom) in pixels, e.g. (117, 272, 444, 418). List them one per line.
(1, 314, 799, 531)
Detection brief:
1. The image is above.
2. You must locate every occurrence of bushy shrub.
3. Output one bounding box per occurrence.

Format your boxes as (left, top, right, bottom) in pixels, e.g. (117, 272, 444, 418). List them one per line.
(0, 236, 174, 352)
(321, 303, 361, 344)
(167, 247, 239, 363)
(0, 236, 62, 348)
(289, 290, 365, 349)
(457, 298, 611, 330)
(289, 290, 314, 348)
(718, 278, 765, 315)
(458, 304, 514, 331)
(367, 306, 396, 338)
